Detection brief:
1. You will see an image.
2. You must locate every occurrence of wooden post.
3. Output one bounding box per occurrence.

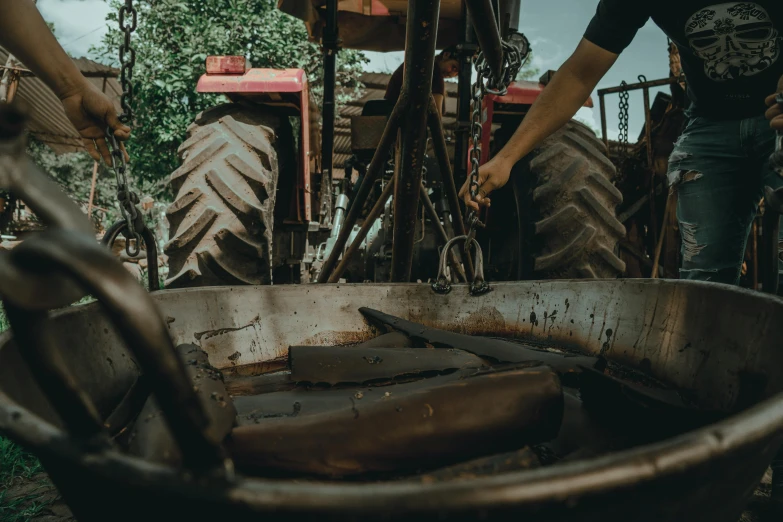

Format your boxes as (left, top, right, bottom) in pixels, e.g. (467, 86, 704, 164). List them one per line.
(86, 161, 99, 218)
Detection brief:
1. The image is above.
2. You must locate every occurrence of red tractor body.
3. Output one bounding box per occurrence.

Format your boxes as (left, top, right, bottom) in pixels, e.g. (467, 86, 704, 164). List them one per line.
(197, 64, 316, 223)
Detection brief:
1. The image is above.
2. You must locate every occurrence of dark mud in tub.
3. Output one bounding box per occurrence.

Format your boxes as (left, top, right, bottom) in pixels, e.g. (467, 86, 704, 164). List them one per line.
(139, 309, 727, 483)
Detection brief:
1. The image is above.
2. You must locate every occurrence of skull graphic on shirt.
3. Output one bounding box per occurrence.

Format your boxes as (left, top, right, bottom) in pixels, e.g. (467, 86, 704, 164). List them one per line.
(685, 2, 780, 81)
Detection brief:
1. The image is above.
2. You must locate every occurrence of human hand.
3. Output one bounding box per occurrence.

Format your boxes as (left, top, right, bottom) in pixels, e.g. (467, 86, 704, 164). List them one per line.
(766, 75, 783, 132)
(59, 79, 131, 164)
(458, 157, 513, 213)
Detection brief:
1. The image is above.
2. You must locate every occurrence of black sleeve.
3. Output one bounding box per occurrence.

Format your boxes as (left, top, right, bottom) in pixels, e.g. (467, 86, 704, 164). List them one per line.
(583, 0, 651, 55)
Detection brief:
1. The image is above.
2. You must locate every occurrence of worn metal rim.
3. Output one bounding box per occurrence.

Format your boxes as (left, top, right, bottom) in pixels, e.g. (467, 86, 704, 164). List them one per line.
(2, 280, 783, 514)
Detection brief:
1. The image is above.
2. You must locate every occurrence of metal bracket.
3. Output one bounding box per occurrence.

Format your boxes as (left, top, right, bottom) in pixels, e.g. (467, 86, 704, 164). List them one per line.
(432, 235, 491, 296)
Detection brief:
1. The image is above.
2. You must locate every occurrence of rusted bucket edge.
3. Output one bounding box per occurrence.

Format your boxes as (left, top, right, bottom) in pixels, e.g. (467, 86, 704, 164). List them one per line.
(1, 385, 782, 513)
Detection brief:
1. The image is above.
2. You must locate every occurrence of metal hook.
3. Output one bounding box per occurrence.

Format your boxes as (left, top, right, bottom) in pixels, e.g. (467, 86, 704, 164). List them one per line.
(432, 235, 491, 296)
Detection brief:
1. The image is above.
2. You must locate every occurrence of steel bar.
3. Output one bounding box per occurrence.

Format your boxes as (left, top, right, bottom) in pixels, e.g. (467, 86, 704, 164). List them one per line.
(328, 178, 395, 283)
(597, 76, 681, 96)
(391, 0, 441, 282)
(642, 87, 654, 170)
(651, 189, 673, 279)
(420, 183, 467, 282)
(427, 97, 474, 278)
(643, 86, 658, 250)
(8, 230, 227, 471)
(599, 93, 608, 150)
(317, 101, 404, 283)
(453, 11, 476, 194)
(464, 0, 504, 81)
(320, 0, 339, 193)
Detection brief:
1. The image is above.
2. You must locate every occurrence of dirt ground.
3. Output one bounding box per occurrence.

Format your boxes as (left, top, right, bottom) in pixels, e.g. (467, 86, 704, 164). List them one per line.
(0, 469, 775, 522)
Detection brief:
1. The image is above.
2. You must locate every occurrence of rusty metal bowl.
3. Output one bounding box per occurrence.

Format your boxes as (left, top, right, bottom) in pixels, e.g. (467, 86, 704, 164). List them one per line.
(2, 280, 783, 522)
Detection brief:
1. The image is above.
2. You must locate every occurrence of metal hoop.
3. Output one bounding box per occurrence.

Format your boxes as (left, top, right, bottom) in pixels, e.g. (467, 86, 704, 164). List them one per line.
(432, 235, 491, 296)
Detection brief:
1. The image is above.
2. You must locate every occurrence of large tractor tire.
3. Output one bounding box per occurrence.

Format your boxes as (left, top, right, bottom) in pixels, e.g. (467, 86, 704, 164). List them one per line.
(483, 120, 626, 280)
(165, 104, 285, 288)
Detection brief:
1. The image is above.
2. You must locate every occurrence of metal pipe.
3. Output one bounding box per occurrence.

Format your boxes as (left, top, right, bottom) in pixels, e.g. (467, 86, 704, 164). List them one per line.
(4, 303, 106, 439)
(599, 93, 608, 150)
(419, 183, 466, 282)
(8, 230, 228, 471)
(464, 0, 503, 81)
(427, 97, 474, 277)
(651, 189, 673, 279)
(317, 99, 404, 283)
(597, 77, 681, 96)
(329, 178, 396, 283)
(331, 193, 349, 239)
(453, 10, 476, 194)
(320, 0, 339, 193)
(642, 85, 658, 251)
(390, 0, 441, 282)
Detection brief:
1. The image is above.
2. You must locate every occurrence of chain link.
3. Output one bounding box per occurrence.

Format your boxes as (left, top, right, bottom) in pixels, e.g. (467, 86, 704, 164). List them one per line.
(107, 0, 142, 256)
(465, 37, 528, 246)
(118, 0, 137, 124)
(617, 81, 630, 164)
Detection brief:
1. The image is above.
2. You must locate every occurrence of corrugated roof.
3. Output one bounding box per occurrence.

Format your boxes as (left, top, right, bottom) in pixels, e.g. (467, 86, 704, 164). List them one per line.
(0, 47, 121, 154)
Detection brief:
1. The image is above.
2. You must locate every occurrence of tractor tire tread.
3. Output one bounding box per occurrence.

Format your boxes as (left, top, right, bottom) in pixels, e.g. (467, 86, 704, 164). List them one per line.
(165, 103, 280, 288)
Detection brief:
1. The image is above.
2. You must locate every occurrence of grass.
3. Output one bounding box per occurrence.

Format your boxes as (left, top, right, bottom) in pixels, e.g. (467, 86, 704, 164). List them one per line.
(0, 436, 51, 522)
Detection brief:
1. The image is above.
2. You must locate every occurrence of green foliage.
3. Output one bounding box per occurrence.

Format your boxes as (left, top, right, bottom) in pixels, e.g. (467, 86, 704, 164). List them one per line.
(516, 53, 541, 82)
(0, 436, 49, 522)
(93, 0, 367, 189)
(0, 438, 42, 487)
(26, 138, 122, 228)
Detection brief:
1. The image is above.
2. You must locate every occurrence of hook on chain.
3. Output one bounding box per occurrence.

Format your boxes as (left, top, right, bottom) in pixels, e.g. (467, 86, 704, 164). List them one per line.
(432, 235, 491, 297)
(105, 127, 143, 257)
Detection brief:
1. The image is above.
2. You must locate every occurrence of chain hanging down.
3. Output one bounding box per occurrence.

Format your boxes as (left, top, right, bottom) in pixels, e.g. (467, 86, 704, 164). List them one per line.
(106, 0, 143, 257)
(465, 38, 526, 246)
(617, 80, 630, 165)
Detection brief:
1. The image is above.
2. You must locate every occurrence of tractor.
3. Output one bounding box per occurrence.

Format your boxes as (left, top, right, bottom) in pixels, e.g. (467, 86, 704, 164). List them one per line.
(164, 0, 626, 288)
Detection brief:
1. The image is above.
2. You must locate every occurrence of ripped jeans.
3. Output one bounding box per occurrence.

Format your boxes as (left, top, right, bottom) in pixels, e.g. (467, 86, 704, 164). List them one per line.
(668, 113, 781, 285)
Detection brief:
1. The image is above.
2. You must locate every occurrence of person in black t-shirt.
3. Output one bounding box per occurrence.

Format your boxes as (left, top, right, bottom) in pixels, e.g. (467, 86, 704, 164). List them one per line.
(384, 48, 459, 118)
(459, 0, 782, 284)
(458, 0, 783, 507)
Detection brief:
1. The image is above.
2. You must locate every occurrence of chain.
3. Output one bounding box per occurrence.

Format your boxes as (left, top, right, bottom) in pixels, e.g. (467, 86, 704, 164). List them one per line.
(465, 39, 527, 246)
(118, 0, 137, 124)
(107, 0, 142, 256)
(617, 81, 630, 163)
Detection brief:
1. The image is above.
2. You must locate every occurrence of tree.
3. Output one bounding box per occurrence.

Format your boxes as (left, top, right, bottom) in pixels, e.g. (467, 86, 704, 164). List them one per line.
(95, 0, 367, 192)
(516, 53, 540, 82)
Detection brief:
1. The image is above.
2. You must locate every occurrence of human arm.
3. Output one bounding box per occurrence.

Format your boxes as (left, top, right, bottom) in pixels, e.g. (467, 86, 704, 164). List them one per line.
(459, 38, 618, 211)
(0, 0, 129, 163)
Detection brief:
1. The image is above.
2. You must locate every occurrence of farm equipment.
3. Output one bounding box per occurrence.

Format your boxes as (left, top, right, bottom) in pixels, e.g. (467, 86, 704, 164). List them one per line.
(2, 122, 783, 517)
(164, 0, 625, 288)
(3, 0, 783, 518)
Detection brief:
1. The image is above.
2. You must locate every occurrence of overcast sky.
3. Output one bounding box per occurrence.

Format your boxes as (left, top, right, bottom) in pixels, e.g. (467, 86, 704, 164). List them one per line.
(38, 0, 671, 138)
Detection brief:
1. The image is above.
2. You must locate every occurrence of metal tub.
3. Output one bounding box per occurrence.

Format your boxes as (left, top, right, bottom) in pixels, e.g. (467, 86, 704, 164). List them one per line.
(1, 279, 783, 521)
